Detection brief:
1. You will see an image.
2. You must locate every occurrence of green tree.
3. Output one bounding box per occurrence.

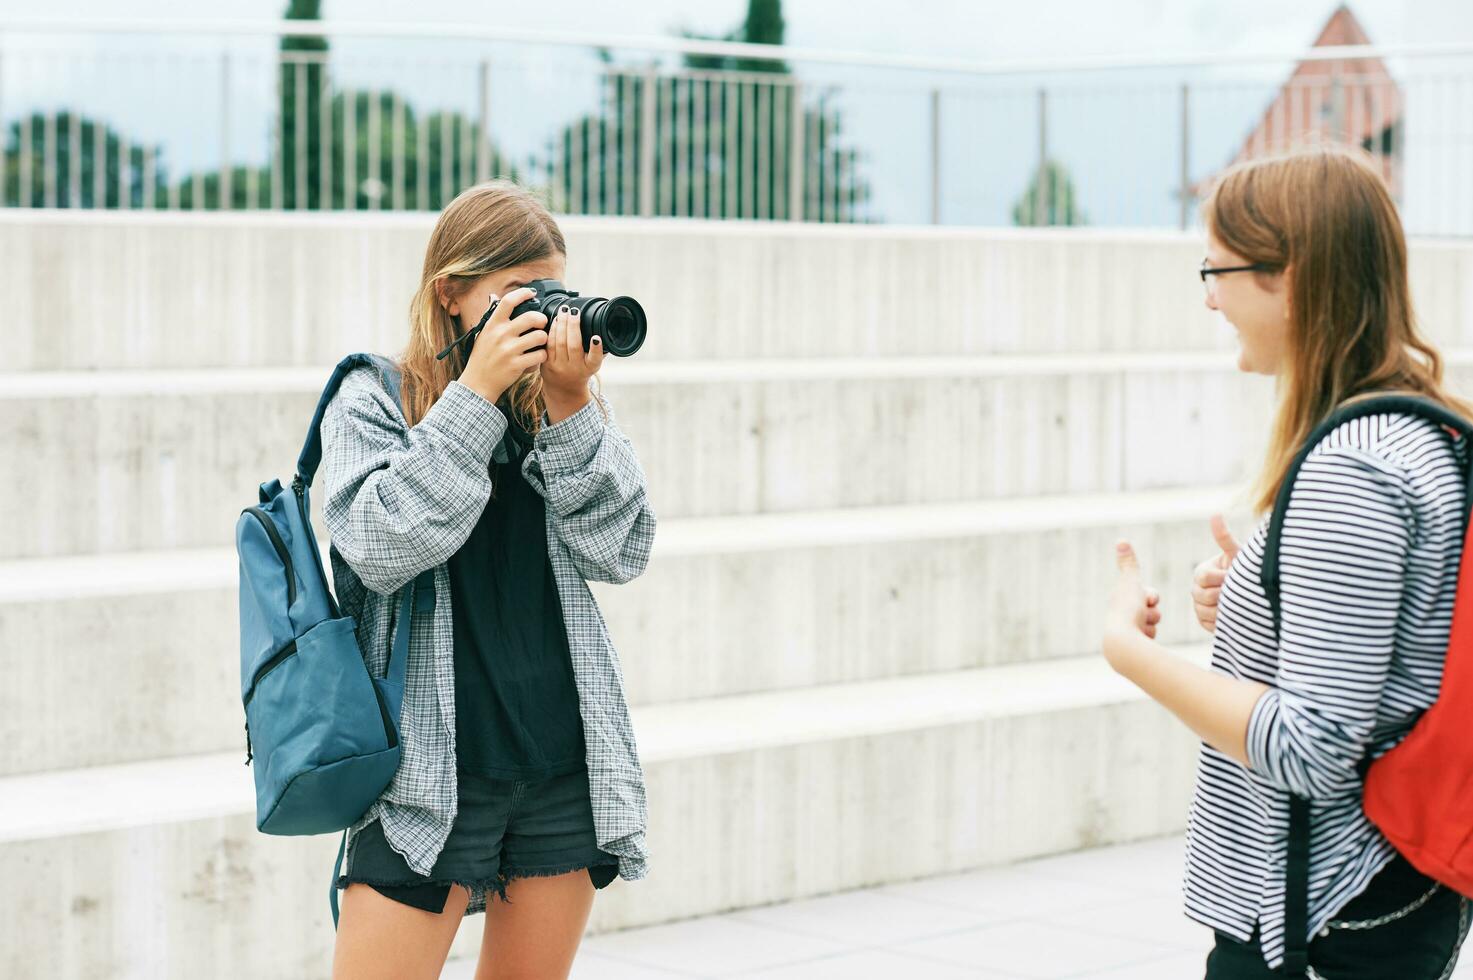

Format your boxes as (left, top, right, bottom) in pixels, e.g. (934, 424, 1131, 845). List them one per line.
(324, 91, 517, 210)
(544, 0, 869, 221)
(176, 165, 270, 210)
(682, 0, 789, 74)
(279, 0, 328, 210)
(1011, 158, 1087, 226)
(3, 111, 166, 207)
(179, 89, 519, 211)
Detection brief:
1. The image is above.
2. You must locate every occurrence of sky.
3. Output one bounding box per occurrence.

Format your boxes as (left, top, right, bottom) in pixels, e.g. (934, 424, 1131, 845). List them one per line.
(5, 0, 1469, 58)
(2, 2, 1470, 230)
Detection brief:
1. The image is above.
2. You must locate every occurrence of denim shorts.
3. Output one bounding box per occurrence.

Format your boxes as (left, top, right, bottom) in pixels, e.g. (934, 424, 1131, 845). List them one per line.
(335, 766, 619, 915)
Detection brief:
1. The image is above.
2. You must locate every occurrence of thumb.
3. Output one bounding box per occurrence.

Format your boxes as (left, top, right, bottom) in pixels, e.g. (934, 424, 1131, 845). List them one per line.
(1210, 513, 1240, 560)
(1115, 540, 1141, 577)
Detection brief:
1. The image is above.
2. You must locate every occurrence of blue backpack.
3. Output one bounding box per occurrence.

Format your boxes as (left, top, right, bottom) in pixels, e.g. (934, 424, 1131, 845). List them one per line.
(235, 353, 433, 927)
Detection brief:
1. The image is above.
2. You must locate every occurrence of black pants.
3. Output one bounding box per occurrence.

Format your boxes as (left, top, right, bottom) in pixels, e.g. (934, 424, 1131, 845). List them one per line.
(1204, 856, 1470, 979)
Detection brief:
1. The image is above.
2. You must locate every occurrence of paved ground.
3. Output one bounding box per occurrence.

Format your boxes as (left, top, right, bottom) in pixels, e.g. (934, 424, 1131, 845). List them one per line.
(444, 834, 1471, 979)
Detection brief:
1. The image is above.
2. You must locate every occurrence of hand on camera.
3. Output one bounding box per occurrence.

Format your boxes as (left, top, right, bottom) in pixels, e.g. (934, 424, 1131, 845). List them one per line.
(457, 286, 549, 405)
(541, 304, 605, 423)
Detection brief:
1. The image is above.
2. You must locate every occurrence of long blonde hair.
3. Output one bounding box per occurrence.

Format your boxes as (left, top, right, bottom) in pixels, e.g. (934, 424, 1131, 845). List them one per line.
(398, 180, 566, 432)
(1204, 146, 1471, 513)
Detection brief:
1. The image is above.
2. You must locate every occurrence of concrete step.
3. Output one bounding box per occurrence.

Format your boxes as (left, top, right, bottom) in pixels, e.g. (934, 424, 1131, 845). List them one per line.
(0, 652, 1205, 980)
(0, 486, 1242, 776)
(0, 353, 1300, 559)
(8, 212, 1472, 370)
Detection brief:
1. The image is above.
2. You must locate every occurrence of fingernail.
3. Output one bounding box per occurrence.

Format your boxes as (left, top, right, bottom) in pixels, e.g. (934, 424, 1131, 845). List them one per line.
(592, 336, 601, 345)
(570, 306, 581, 316)
(560, 305, 570, 314)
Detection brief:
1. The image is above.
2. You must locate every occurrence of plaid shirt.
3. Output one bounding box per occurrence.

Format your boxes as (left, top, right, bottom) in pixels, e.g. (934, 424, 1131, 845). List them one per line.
(319, 368, 653, 911)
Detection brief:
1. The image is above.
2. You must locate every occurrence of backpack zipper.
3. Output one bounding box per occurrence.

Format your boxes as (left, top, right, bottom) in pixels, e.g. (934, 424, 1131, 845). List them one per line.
(243, 483, 401, 762)
(291, 476, 341, 619)
(240, 501, 293, 769)
(243, 639, 298, 710)
(243, 507, 297, 608)
(241, 638, 398, 761)
(240, 637, 298, 765)
(295, 472, 398, 752)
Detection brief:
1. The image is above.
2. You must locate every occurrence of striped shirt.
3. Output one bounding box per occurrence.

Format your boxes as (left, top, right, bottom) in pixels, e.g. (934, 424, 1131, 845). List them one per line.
(1183, 412, 1467, 969)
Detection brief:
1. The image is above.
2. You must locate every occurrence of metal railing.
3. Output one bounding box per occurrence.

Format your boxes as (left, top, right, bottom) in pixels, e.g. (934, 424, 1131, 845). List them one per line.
(1, 20, 1470, 234)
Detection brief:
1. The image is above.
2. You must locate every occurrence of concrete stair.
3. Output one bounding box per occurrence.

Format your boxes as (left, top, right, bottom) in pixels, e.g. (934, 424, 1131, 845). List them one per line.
(5, 212, 1471, 369)
(7, 211, 1467, 977)
(0, 653, 1204, 980)
(0, 486, 1243, 776)
(0, 354, 1293, 558)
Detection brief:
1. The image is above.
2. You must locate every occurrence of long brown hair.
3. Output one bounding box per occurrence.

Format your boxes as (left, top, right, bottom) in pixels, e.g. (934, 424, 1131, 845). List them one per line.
(1204, 146, 1471, 513)
(397, 180, 566, 430)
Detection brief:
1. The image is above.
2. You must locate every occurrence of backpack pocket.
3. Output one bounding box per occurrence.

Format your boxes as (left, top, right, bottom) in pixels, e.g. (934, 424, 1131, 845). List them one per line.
(247, 615, 401, 835)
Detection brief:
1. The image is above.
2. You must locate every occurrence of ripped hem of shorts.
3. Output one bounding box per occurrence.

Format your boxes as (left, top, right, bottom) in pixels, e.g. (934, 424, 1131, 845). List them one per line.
(498, 859, 622, 900)
(335, 872, 513, 904)
(335, 859, 618, 906)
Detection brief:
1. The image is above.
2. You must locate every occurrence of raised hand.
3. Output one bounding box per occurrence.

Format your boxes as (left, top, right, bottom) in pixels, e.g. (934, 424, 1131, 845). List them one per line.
(541, 304, 606, 423)
(457, 286, 551, 405)
(1191, 514, 1240, 634)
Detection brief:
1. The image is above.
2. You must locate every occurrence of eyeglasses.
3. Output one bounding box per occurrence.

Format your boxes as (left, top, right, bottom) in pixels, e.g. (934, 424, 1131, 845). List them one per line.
(1200, 260, 1272, 296)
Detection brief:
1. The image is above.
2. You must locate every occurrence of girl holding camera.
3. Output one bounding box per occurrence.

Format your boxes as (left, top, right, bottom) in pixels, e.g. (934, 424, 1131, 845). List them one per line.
(322, 181, 655, 980)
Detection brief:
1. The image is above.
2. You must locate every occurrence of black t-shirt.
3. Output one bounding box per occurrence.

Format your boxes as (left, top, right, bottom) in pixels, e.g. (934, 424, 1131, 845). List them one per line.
(449, 412, 586, 780)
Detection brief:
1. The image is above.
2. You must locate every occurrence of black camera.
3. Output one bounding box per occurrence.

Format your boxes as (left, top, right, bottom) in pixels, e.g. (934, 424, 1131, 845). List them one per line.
(509, 279, 647, 358)
(437, 279, 648, 364)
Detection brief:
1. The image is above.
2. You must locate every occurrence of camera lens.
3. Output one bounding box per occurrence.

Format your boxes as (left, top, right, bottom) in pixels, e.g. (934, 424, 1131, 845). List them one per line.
(508, 280, 646, 358)
(584, 296, 647, 357)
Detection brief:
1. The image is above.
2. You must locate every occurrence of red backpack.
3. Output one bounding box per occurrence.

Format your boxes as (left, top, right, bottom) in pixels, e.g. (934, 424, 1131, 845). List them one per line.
(1260, 394, 1473, 975)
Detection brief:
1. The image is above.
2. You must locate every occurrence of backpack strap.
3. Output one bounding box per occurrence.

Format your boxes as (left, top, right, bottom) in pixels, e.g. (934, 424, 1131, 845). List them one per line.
(294, 350, 433, 693)
(330, 830, 348, 930)
(1283, 795, 1312, 976)
(1261, 394, 1473, 635)
(1259, 393, 1473, 976)
(327, 563, 431, 932)
(295, 352, 403, 488)
(299, 354, 432, 930)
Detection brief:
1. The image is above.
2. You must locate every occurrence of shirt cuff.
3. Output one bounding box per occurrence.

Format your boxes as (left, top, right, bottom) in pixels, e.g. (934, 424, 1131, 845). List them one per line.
(424, 380, 508, 464)
(534, 393, 604, 471)
(1245, 687, 1282, 774)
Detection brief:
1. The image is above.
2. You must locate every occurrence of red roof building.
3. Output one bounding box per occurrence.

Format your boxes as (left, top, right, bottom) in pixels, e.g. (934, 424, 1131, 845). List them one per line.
(1224, 4, 1403, 197)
